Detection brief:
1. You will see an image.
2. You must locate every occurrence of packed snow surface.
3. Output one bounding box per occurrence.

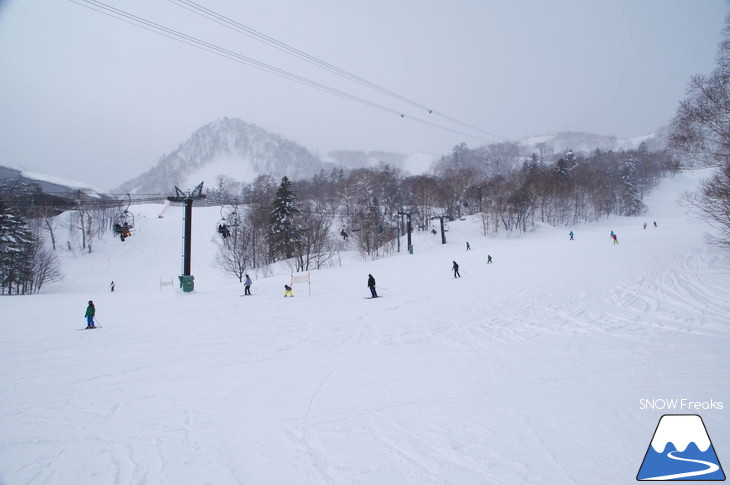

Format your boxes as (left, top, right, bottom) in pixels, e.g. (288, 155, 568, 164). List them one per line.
(1, 171, 728, 484)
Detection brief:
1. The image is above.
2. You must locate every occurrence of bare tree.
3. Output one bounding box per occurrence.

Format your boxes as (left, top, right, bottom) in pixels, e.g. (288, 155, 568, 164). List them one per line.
(684, 164, 730, 246)
(215, 220, 253, 282)
(669, 15, 730, 245)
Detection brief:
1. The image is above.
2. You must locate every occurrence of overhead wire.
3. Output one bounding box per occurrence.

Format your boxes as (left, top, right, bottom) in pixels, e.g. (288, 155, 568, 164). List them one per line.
(166, 0, 507, 141)
(70, 0, 405, 118)
(68, 0, 496, 144)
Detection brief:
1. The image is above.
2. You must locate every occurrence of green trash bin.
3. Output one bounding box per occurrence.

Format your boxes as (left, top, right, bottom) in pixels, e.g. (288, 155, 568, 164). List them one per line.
(179, 275, 195, 292)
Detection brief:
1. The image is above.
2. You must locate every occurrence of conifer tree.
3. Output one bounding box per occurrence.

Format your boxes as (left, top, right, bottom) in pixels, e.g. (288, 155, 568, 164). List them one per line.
(621, 157, 643, 216)
(0, 202, 39, 294)
(269, 176, 301, 260)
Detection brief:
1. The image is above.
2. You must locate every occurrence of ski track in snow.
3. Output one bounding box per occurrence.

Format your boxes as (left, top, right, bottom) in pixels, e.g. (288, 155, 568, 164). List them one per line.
(0, 171, 729, 484)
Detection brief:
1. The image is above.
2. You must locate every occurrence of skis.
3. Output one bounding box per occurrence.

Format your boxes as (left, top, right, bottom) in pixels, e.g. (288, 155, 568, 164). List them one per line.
(364, 296, 382, 299)
(78, 326, 102, 330)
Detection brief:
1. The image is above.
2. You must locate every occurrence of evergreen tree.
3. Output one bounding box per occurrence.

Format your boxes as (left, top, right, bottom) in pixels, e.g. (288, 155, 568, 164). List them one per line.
(0, 202, 38, 294)
(269, 176, 301, 260)
(621, 157, 644, 216)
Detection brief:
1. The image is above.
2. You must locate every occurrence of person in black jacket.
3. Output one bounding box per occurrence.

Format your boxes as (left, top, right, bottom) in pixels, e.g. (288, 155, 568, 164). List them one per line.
(452, 261, 461, 278)
(367, 274, 378, 298)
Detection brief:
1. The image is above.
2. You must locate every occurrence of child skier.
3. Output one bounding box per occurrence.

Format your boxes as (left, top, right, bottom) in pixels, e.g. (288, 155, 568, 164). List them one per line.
(85, 300, 96, 329)
(284, 284, 293, 297)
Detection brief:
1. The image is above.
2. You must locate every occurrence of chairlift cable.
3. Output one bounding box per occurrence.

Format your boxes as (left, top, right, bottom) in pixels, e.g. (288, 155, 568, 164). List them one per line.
(167, 0, 507, 140)
(68, 0, 496, 143)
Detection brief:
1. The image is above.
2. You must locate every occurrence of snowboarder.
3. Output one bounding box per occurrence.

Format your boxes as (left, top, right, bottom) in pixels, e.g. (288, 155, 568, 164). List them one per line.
(110, 281, 115, 292)
(244, 274, 252, 295)
(487, 255, 493, 264)
(452, 261, 461, 278)
(466, 242, 471, 250)
(569, 231, 574, 240)
(612, 233, 619, 245)
(85, 300, 96, 328)
(284, 284, 293, 297)
(367, 274, 378, 298)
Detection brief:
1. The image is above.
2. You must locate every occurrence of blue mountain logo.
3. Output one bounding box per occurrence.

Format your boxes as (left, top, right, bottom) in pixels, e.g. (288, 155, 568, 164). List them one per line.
(637, 414, 725, 481)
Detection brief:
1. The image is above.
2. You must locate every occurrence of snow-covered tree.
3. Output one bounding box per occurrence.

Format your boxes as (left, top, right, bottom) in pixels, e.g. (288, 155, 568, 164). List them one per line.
(0, 202, 61, 294)
(669, 15, 730, 246)
(621, 157, 644, 216)
(268, 176, 301, 260)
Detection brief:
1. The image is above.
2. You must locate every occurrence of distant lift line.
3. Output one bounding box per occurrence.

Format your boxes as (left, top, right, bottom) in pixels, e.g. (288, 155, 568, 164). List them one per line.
(69, 0, 504, 144)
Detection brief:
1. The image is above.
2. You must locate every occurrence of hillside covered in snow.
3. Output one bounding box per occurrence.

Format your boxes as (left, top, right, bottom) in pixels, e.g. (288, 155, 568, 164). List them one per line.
(0, 170, 727, 484)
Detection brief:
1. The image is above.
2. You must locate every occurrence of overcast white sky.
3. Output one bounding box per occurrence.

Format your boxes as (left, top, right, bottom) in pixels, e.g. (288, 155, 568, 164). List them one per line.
(0, 0, 728, 191)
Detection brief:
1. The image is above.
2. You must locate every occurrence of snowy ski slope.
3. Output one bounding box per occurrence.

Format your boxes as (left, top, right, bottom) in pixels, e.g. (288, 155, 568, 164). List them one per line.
(0, 170, 728, 484)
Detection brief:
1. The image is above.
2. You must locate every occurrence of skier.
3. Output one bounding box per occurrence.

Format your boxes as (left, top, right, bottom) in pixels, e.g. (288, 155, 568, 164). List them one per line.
(643, 222, 647, 229)
(244, 274, 252, 295)
(85, 300, 96, 329)
(110, 281, 115, 292)
(367, 274, 378, 298)
(612, 233, 619, 245)
(340, 229, 349, 241)
(653, 221, 658, 228)
(487, 255, 493, 264)
(284, 284, 293, 297)
(466, 242, 471, 250)
(452, 261, 461, 278)
(569, 231, 574, 240)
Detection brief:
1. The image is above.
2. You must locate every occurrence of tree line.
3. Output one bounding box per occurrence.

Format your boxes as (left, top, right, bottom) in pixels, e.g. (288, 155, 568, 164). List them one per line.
(668, 15, 730, 247)
(212, 141, 673, 281)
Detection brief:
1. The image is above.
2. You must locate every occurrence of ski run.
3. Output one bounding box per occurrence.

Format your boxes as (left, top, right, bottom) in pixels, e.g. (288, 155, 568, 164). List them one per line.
(0, 170, 728, 484)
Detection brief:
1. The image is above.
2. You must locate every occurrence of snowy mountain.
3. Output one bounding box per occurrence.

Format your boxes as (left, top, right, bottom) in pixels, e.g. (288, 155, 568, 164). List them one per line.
(521, 129, 667, 156)
(322, 150, 437, 176)
(116, 117, 325, 195)
(113, 117, 669, 198)
(1, 169, 728, 484)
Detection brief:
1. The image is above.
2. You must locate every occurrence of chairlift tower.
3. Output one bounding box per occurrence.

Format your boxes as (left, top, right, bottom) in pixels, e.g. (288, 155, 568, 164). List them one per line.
(397, 210, 414, 254)
(431, 215, 450, 245)
(167, 182, 206, 292)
